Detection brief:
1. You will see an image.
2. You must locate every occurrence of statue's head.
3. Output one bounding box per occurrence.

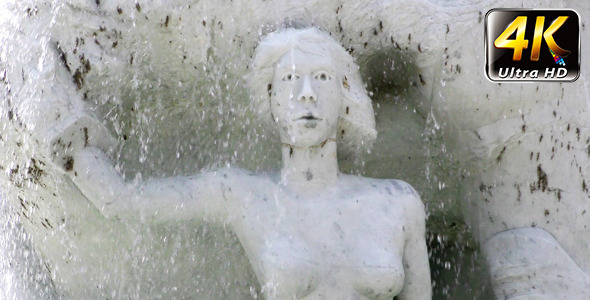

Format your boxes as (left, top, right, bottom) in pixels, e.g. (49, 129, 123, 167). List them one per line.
(250, 27, 377, 157)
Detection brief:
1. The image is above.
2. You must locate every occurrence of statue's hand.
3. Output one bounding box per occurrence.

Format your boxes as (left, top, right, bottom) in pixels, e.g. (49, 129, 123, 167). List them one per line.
(45, 113, 117, 172)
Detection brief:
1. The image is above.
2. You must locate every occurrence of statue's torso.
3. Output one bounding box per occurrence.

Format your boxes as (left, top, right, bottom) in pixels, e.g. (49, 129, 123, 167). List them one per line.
(230, 174, 419, 299)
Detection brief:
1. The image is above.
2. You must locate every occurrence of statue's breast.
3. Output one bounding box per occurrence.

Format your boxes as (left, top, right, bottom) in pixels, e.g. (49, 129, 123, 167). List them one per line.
(235, 186, 407, 299)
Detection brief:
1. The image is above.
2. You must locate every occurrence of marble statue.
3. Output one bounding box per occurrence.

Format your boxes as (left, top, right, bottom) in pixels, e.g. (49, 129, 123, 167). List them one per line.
(56, 27, 431, 300)
(2, 0, 590, 299)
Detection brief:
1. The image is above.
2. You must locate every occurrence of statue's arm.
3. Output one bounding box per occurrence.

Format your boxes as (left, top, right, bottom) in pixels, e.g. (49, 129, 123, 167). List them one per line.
(397, 192, 432, 300)
(69, 147, 236, 223)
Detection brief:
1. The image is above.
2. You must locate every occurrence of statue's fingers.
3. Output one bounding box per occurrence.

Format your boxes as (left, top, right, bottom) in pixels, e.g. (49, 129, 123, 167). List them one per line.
(86, 118, 118, 153)
(45, 113, 117, 171)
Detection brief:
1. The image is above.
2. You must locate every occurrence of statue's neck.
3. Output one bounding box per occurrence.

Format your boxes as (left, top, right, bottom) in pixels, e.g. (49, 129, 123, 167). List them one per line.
(280, 139, 339, 193)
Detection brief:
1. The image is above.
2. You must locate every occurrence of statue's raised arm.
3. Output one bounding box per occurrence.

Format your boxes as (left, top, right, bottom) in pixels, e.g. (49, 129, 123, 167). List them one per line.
(69, 147, 244, 222)
(49, 114, 246, 223)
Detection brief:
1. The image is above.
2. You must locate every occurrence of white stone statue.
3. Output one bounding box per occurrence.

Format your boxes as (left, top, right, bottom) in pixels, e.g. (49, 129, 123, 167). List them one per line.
(58, 28, 431, 300)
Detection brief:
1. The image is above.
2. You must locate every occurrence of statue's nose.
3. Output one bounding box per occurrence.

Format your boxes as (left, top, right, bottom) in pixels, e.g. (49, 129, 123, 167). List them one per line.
(297, 75, 317, 103)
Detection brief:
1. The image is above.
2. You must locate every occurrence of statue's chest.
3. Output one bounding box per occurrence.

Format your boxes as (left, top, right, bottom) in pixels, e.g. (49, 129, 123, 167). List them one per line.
(233, 195, 407, 298)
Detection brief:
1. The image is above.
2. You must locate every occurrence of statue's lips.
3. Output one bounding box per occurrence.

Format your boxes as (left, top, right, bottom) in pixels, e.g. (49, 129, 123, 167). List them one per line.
(294, 115, 322, 121)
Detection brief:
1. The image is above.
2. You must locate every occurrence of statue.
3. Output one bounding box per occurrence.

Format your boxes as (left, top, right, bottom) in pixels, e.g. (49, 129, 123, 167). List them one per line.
(55, 28, 431, 299)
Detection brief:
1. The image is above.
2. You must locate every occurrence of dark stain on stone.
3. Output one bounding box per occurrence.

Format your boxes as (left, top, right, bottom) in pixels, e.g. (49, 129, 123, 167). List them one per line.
(496, 146, 506, 163)
(536, 164, 548, 192)
(18, 196, 27, 211)
(474, 130, 482, 140)
(56, 45, 71, 73)
(479, 183, 493, 196)
(305, 170, 313, 181)
(27, 158, 45, 186)
(83, 127, 89, 146)
(43, 218, 54, 229)
(64, 156, 74, 172)
(73, 69, 84, 90)
(25, 7, 38, 17)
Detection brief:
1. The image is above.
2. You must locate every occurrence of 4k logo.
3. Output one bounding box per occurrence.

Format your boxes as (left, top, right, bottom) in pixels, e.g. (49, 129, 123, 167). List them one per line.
(485, 9, 580, 82)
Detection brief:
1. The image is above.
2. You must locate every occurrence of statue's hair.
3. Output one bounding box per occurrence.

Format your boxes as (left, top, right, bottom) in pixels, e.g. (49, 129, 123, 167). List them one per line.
(249, 27, 377, 157)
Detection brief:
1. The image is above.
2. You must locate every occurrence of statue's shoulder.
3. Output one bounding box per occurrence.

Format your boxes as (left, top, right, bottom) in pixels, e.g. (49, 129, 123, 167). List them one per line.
(340, 175, 421, 204)
(357, 177, 425, 223)
(385, 179, 421, 200)
(357, 176, 420, 199)
(386, 179, 426, 228)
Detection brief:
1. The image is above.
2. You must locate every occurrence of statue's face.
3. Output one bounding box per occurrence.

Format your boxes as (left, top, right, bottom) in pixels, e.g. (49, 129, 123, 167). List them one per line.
(270, 49, 342, 147)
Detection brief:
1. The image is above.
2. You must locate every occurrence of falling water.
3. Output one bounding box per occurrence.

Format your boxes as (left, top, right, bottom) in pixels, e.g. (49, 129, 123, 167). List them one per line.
(4, 0, 589, 299)
(0, 1, 495, 298)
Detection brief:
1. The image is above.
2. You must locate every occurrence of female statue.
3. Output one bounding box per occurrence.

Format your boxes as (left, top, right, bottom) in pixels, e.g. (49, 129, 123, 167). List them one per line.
(63, 27, 431, 299)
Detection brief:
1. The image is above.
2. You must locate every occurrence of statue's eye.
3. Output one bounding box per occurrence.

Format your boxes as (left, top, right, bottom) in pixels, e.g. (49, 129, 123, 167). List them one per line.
(315, 71, 332, 82)
(282, 73, 299, 81)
